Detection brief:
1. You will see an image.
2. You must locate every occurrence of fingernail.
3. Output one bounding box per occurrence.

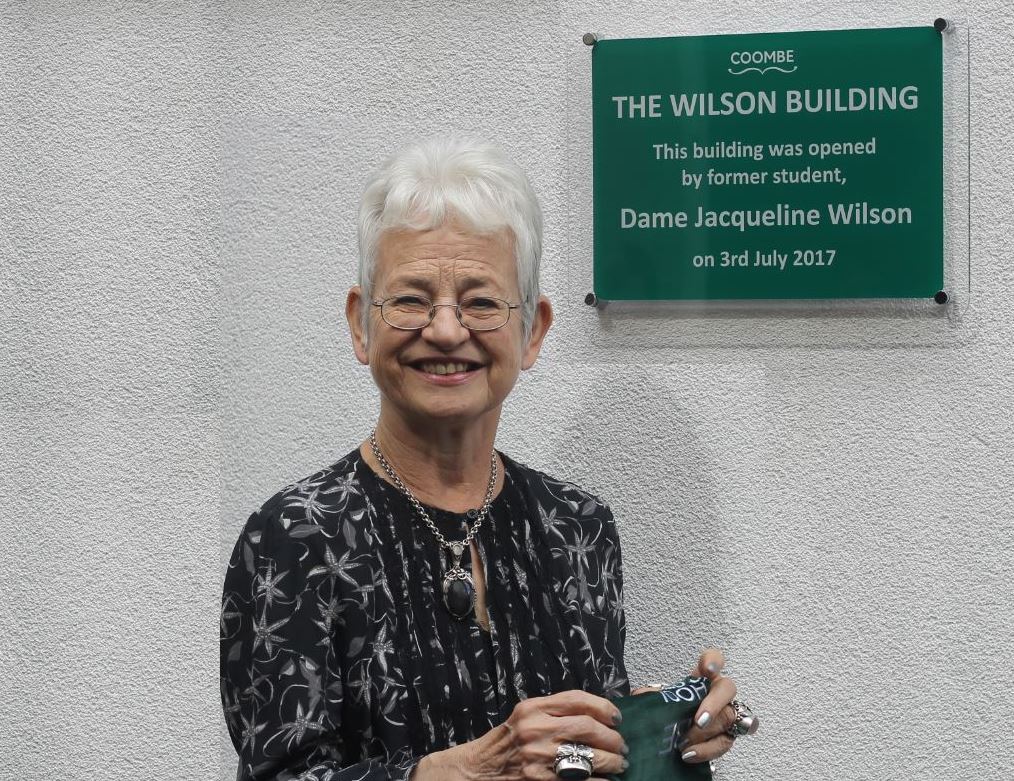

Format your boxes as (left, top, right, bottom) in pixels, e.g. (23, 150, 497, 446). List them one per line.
(681, 750, 698, 762)
(620, 759, 629, 772)
(621, 742, 630, 755)
(612, 711, 623, 725)
(706, 662, 721, 674)
(696, 711, 711, 728)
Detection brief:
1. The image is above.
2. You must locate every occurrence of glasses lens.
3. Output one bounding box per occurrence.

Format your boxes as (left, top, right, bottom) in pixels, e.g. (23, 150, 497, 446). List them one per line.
(458, 297, 509, 330)
(382, 296, 432, 329)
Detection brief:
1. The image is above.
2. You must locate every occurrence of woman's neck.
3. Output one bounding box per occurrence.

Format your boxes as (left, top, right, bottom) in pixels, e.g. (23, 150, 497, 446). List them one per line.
(361, 408, 505, 513)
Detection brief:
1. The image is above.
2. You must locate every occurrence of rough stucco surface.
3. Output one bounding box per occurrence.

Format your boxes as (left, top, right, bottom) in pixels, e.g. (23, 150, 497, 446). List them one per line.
(2, 1, 1011, 779)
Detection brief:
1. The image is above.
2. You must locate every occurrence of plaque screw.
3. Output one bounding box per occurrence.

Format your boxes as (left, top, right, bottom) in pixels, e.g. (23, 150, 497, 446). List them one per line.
(934, 290, 949, 304)
(584, 292, 598, 306)
(933, 18, 950, 33)
(582, 32, 598, 46)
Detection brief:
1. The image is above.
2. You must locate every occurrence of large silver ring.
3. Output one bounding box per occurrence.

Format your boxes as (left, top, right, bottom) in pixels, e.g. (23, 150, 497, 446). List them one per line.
(726, 699, 759, 738)
(554, 743, 594, 779)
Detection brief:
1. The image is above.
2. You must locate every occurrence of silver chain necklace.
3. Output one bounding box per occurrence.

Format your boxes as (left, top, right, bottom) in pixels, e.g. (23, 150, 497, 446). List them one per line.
(369, 430, 497, 621)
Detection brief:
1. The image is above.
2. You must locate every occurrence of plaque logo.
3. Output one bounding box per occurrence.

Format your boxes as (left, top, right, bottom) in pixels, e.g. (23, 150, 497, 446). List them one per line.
(728, 49, 798, 75)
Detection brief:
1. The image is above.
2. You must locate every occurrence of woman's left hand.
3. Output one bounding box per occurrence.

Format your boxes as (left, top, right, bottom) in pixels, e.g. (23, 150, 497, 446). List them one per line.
(677, 648, 739, 765)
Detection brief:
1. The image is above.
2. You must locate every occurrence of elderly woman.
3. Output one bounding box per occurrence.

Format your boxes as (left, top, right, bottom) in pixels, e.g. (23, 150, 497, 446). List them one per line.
(221, 138, 749, 780)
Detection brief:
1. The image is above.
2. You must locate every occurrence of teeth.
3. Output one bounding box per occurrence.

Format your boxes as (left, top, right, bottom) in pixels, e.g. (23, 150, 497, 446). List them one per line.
(420, 362, 471, 375)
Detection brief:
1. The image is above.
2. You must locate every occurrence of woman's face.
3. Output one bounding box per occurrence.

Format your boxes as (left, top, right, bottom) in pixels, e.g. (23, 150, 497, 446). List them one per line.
(347, 222, 552, 430)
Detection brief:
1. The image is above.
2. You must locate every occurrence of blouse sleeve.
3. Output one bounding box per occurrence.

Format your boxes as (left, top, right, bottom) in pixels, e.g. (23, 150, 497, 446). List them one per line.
(598, 503, 630, 698)
(220, 502, 422, 781)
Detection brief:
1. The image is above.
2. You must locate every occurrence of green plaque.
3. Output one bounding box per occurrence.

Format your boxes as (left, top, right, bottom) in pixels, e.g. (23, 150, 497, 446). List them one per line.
(591, 26, 943, 300)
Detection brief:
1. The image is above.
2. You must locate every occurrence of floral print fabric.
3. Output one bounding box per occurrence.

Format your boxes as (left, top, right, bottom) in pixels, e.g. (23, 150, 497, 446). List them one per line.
(221, 448, 628, 780)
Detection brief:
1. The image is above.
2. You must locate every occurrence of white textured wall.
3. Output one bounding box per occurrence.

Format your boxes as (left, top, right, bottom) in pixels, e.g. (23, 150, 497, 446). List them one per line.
(3, 1, 1011, 780)
(3, 1, 223, 778)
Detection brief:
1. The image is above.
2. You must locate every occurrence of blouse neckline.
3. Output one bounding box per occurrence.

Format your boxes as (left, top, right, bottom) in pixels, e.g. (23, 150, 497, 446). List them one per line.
(351, 446, 515, 520)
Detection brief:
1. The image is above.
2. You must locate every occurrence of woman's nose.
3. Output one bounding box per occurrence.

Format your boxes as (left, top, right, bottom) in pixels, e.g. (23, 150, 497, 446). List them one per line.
(421, 303, 470, 345)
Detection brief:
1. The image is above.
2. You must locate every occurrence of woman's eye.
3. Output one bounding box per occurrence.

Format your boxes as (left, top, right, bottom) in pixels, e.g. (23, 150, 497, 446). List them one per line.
(464, 297, 499, 310)
(391, 295, 429, 307)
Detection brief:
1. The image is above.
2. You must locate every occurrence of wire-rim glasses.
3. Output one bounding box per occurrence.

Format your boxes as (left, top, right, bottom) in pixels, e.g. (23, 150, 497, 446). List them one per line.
(371, 295, 520, 332)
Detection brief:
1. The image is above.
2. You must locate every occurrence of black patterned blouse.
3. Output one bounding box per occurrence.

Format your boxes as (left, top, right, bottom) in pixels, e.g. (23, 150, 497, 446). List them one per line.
(220, 447, 629, 780)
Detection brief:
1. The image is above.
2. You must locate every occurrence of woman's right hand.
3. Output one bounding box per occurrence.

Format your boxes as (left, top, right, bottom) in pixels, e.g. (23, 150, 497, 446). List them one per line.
(414, 690, 629, 780)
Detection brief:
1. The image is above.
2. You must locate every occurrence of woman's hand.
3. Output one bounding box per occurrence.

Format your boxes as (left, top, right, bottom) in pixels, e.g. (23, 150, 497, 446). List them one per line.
(678, 648, 740, 765)
(628, 649, 744, 766)
(415, 689, 629, 780)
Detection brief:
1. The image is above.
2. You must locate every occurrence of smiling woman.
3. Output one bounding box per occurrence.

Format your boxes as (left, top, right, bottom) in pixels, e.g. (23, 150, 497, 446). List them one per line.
(346, 220, 550, 429)
(220, 137, 745, 781)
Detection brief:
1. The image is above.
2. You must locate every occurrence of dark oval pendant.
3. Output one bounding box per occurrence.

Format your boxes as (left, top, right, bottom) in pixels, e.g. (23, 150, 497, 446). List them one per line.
(443, 576, 475, 620)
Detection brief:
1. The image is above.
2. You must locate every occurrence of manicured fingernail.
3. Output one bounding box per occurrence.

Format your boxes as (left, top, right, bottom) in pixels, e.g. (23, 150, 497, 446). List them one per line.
(621, 742, 630, 755)
(681, 750, 698, 761)
(706, 662, 721, 674)
(612, 711, 623, 725)
(620, 759, 629, 772)
(696, 711, 711, 728)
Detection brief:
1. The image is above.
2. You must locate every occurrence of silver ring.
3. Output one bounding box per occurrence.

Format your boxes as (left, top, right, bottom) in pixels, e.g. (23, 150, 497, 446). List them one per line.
(554, 743, 594, 779)
(726, 699, 759, 738)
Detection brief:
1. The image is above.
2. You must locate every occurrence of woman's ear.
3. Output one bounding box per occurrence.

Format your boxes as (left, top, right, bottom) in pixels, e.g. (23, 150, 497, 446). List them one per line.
(346, 286, 369, 365)
(521, 295, 554, 370)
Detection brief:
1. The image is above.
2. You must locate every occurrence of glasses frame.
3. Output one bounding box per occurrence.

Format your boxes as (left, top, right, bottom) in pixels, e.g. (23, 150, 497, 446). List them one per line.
(371, 295, 521, 332)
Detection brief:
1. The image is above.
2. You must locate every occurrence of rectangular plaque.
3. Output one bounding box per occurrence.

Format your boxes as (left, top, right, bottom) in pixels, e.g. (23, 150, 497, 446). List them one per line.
(591, 26, 943, 300)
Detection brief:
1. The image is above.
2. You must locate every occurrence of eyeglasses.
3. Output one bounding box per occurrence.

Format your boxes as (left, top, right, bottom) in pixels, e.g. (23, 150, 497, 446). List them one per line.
(371, 295, 520, 331)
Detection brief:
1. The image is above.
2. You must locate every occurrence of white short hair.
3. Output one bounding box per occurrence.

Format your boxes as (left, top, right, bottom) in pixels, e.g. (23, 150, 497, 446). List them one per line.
(357, 137, 543, 337)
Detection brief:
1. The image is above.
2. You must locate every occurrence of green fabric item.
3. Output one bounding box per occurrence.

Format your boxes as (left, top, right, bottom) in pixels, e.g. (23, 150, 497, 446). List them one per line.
(607, 677, 713, 781)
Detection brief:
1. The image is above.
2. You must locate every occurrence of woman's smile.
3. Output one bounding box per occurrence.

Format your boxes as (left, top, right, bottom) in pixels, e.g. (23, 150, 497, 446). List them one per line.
(403, 353, 488, 386)
(410, 362, 484, 385)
